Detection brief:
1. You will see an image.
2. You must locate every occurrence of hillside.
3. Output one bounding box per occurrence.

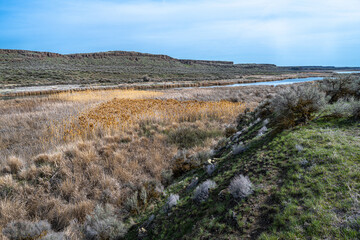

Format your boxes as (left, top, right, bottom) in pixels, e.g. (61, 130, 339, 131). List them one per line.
(125, 117, 360, 239)
(121, 78, 360, 240)
(0, 49, 282, 87)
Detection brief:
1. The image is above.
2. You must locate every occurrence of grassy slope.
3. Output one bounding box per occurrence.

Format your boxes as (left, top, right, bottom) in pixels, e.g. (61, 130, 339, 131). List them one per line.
(125, 118, 360, 239)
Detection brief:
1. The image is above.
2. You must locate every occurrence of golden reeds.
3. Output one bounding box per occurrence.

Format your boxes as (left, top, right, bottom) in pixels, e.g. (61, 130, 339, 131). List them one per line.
(58, 98, 244, 142)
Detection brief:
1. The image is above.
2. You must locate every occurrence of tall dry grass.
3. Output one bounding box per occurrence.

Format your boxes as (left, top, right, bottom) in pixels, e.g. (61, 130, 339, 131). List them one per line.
(158, 85, 286, 109)
(61, 98, 243, 142)
(0, 88, 247, 237)
(0, 90, 163, 162)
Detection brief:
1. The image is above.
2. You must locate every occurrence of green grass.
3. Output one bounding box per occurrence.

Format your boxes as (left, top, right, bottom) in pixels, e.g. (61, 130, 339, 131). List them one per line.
(125, 118, 360, 239)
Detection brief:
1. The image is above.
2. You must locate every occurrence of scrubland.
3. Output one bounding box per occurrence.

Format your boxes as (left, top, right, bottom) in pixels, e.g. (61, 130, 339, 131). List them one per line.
(0, 75, 359, 239)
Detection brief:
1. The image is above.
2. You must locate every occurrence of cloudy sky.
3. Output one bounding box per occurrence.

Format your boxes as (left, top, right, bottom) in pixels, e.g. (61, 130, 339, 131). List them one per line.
(1, 0, 360, 66)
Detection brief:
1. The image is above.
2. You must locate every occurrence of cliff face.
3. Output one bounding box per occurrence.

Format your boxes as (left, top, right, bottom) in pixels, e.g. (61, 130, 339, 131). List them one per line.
(235, 63, 277, 69)
(65, 51, 176, 61)
(0, 49, 63, 58)
(179, 59, 234, 66)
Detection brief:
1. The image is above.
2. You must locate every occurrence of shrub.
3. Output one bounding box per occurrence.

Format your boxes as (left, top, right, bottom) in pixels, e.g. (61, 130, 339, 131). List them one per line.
(63, 220, 83, 240)
(193, 151, 212, 163)
(263, 118, 270, 126)
(205, 164, 216, 175)
(193, 180, 216, 203)
(40, 232, 65, 240)
(0, 200, 27, 228)
(142, 76, 151, 82)
(350, 99, 360, 120)
(271, 85, 326, 129)
(295, 144, 304, 152)
(324, 97, 360, 119)
(161, 169, 173, 186)
(163, 194, 180, 213)
(225, 125, 237, 138)
(253, 98, 273, 121)
(257, 126, 268, 137)
(186, 177, 199, 192)
(83, 204, 127, 240)
(4, 157, 24, 174)
(229, 175, 253, 199)
(320, 76, 360, 103)
(232, 143, 246, 155)
(124, 191, 139, 214)
(0, 175, 17, 198)
(325, 98, 354, 117)
(167, 127, 221, 149)
(171, 150, 201, 178)
(3, 220, 51, 240)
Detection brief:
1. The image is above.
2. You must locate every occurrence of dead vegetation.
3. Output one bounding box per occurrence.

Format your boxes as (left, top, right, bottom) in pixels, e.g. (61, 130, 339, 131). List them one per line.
(0, 88, 249, 238)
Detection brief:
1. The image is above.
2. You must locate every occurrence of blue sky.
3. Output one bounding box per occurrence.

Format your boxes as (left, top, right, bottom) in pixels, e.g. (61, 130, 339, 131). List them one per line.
(1, 0, 360, 66)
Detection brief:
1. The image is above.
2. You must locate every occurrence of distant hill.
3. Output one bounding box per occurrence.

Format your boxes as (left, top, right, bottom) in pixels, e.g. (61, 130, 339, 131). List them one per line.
(0, 49, 281, 87)
(0, 49, 358, 87)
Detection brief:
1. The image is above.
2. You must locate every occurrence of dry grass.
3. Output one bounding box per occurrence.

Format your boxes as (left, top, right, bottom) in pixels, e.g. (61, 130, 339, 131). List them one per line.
(0, 98, 88, 162)
(158, 85, 289, 109)
(0, 88, 249, 235)
(62, 98, 243, 141)
(0, 90, 164, 162)
(53, 89, 164, 102)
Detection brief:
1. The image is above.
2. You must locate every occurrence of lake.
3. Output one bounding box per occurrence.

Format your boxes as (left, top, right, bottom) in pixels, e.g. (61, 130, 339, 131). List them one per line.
(335, 71, 360, 74)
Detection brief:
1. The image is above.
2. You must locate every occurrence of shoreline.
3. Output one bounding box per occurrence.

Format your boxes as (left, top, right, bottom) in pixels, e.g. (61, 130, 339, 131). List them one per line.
(0, 73, 330, 99)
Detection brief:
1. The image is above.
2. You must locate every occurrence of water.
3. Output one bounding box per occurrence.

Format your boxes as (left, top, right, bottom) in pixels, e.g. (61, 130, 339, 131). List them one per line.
(0, 77, 324, 98)
(196, 77, 324, 89)
(335, 71, 360, 74)
(0, 84, 83, 95)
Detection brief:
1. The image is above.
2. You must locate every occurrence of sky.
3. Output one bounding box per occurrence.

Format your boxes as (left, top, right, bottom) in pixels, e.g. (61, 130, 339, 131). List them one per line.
(0, 0, 360, 66)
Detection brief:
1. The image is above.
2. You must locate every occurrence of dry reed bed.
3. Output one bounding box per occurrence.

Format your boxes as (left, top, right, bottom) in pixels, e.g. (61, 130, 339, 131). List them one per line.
(62, 98, 243, 141)
(0, 90, 163, 162)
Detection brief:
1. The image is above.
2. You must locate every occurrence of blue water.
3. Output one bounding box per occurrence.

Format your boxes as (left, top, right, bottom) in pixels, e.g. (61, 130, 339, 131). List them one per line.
(198, 77, 324, 89)
(335, 71, 360, 74)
